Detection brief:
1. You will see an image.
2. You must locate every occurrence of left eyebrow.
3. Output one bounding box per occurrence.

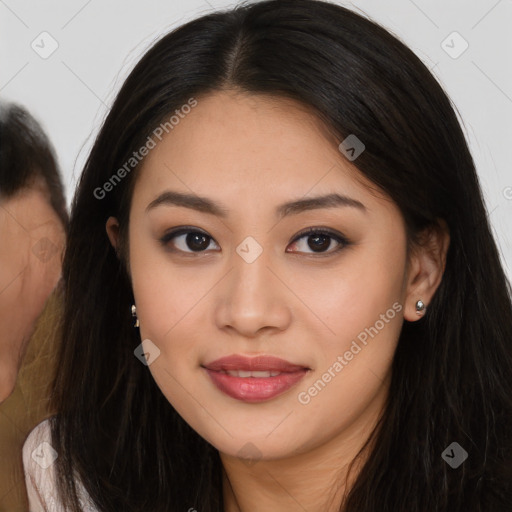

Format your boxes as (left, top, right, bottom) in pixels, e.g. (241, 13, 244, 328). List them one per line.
(145, 190, 367, 218)
(276, 193, 367, 218)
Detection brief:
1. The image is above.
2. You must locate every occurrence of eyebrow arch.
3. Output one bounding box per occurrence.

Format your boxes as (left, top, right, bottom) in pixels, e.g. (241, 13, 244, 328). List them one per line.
(145, 190, 367, 218)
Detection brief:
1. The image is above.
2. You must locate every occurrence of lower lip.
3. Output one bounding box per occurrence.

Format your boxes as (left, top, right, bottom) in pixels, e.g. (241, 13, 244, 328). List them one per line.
(204, 368, 308, 402)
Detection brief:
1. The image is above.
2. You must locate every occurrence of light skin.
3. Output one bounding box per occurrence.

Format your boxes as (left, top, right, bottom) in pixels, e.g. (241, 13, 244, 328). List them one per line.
(0, 176, 66, 403)
(106, 90, 450, 511)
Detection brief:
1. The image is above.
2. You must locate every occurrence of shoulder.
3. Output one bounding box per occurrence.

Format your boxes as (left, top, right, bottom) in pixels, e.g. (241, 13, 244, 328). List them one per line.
(23, 416, 52, 454)
(22, 417, 61, 511)
(23, 417, 98, 512)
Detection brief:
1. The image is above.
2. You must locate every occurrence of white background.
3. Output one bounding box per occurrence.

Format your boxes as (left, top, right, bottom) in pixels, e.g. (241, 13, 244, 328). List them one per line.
(1, 0, 511, 281)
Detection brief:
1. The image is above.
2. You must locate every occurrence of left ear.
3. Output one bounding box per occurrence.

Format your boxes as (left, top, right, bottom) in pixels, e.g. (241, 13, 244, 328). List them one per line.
(403, 218, 450, 321)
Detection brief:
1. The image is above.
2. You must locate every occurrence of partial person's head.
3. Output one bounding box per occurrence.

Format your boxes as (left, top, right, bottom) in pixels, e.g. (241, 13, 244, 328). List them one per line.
(0, 101, 67, 402)
(52, 0, 512, 510)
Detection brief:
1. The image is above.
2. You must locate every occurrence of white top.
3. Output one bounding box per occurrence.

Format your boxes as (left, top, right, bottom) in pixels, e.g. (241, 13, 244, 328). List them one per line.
(22, 418, 98, 512)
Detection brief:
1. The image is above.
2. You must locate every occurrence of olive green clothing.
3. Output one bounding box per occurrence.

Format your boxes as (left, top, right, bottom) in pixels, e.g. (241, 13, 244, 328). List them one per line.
(0, 283, 62, 512)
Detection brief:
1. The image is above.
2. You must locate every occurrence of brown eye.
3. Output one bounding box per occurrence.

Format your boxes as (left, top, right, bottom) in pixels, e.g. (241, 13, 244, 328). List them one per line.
(287, 227, 350, 255)
(160, 227, 220, 253)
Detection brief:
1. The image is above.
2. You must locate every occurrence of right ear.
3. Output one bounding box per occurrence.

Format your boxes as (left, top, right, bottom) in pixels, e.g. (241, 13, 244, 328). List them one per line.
(106, 216, 120, 256)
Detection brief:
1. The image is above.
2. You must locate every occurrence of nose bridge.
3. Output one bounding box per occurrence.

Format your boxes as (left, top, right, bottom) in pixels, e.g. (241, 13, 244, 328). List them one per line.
(214, 234, 291, 335)
(230, 234, 273, 302)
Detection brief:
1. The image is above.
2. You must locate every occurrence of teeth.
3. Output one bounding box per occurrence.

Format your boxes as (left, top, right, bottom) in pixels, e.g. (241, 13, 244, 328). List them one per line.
(224, 370, 282, 378)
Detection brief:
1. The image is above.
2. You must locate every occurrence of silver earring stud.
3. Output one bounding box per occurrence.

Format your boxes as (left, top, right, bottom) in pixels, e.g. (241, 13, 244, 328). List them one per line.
(131, 304, 140, 327)
(415, 299, 426, 315)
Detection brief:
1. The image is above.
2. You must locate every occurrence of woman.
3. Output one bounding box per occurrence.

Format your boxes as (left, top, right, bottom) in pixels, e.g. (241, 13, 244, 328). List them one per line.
(23, 0, 512, 510)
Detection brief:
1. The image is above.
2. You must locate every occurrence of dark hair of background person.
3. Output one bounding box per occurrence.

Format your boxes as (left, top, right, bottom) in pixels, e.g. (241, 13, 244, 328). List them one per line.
(0, 101, 69, 229)
(50, 0, 512, 510)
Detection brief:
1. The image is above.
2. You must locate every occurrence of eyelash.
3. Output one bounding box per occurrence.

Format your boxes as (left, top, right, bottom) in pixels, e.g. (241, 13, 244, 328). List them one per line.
(159, 225, 351, 256)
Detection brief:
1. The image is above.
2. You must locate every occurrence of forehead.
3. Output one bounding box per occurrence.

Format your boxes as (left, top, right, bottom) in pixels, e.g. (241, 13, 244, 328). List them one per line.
(131, 90, 382, 211)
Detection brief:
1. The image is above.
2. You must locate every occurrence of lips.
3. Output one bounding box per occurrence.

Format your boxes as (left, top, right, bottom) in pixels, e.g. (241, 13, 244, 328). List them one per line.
(202, 354, 309, 402)
(203, 354, 308, 373)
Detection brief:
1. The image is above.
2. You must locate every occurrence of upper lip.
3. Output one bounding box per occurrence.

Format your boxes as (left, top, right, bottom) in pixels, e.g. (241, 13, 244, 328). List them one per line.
(203, 354, 309, 373)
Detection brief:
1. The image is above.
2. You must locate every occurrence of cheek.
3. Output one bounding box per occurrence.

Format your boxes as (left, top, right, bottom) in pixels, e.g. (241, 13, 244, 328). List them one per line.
(128, 241, 214, 384)
(294, 238, 406, 414)
(132, 266, 216, 346)
(0, 228, 29, 291)
(129, 232, 193, 337)
(305, 239, 406, 346)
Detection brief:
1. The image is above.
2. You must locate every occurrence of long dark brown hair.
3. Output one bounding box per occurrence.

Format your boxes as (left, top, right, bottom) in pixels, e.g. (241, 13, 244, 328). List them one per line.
(50, 0, 512, 510)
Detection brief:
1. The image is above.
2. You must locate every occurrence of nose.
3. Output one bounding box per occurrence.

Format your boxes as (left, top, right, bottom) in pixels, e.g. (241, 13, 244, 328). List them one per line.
(214, 243, 292, 338)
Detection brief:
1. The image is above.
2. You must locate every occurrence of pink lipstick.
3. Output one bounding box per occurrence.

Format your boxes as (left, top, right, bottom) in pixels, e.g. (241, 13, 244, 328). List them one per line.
(202, 354, 309, 402)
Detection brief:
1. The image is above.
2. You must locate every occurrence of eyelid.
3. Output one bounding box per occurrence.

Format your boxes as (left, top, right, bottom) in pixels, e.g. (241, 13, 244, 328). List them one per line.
(159, 226, 220, 253)
(287, 226, 350, 255)
(161, 225, 212, 240)
(290, 226, 348, 243)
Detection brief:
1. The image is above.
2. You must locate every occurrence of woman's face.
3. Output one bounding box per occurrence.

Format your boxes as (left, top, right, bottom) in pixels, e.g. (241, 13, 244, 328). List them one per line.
(108, 90, 424, 461)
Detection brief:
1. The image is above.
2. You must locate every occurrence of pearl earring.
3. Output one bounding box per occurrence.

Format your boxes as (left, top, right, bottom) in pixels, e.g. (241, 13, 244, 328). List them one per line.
(131, 304, 140, 327)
